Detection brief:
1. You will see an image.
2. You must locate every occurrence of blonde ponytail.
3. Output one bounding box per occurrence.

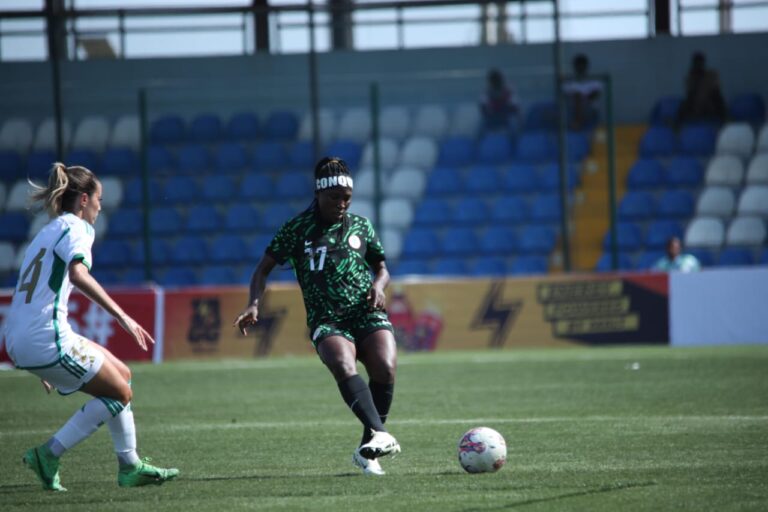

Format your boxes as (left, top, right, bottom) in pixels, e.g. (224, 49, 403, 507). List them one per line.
(29, 162, 97, 218)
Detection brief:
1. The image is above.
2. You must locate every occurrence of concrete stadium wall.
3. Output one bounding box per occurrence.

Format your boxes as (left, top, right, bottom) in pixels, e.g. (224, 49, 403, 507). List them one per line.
(1, 32, 766, 125)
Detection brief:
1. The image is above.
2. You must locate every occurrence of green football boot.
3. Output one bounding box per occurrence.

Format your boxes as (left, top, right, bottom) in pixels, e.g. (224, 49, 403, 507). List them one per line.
(23, 445, 67, 492)
(118, 458, 179, 487)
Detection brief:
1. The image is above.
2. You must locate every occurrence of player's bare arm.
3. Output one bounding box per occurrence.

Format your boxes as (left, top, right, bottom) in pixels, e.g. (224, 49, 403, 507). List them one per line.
(235, 253, 278, 335)
(367, 260, 390, 310)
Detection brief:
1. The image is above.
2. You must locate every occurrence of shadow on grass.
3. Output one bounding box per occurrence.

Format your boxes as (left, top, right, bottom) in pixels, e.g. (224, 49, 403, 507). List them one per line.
(462, 481, 657, 511)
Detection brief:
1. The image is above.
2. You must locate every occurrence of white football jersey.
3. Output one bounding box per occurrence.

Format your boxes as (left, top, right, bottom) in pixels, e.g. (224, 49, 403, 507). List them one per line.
(5, 213, 94, 368)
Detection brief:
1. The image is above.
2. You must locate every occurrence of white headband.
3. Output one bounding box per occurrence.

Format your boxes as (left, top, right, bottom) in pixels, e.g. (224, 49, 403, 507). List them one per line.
(316, 175, 354, 191)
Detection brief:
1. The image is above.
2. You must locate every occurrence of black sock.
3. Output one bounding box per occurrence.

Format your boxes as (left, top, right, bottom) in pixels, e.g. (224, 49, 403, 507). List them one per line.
(361, 380, 394, 446)
(338, 375, 385, 435)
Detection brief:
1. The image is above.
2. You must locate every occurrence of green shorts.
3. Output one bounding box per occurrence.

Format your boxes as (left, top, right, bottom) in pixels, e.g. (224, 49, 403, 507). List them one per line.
(309, 310, 393, 349)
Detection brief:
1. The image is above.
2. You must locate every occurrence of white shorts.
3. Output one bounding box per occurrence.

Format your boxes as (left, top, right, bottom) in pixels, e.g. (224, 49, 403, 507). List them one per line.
(23, 334, 105, 396)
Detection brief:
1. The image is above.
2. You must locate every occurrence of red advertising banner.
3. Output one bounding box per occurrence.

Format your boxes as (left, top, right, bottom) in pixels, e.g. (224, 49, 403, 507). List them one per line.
(0, 287, 159, 365)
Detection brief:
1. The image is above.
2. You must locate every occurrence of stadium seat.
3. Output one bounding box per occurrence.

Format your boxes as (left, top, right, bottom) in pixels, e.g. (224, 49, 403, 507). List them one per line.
(715, 122, 755, 159)
(464, 165, 502, 194)
(149, 207, 183, 235)
(262, 110, 299, 141)
(91, 269, 120, 285)
(162, 176, 200, 204)
(728, 93, 766, 127)
(745, 154, 768, 184)
(275, 171, 313, 200)
(537, 162, 579, 192)
(95, 239, 132, 268)
(381, 228, 403, 260)
(0, 118, 34, 152)
(361, 138, 399, 171)
(737, 185, 768, 216)
(109, 115, 140, 150)
(530, 194, 562, 224)
(504, 163, 538, 193)
(516, 131, 557, 164)
(133, 238, 172, 266)
(688, 248, 714, 267)
(177, 144, 211, 173)
(401, 227, 440, 258)
(603, 222, 643, 251)
(214, 143, 249, 173)
(626, 159, 665, 190)
(5, 180, 31, 211)
(200, 266, 238, 286)
(348, 199, 373, 220)
(726, 216, 766, 246)
(398, 136, 438, 170)
(324, 140, 363, 169)
(665, 156, 703, 188)
(260, 203, 297, 231)
(432, 257, 469, 276)
(337, 108, 371, 144)
(479, 226, 518, 254)
(288, 140, 314, 168)
(381, 198, 413, 230)
(619, 190, 656, 221)
(717, 247, 754, 267)
(149, 115, 185, 145)
(491, 195, 529, 224)
(109, 208, 142, 237)
(696, 187, 735, 218)
(639, 126, 676, 158)
(518, 226, 556, 254)
(476, 132, 513, 165)
(209, 234, 248, 264)
(201, 174, 236, 203)
(170, 236, 208, 265)
(509, 255, 548, 275)
(425, 166, 463, 196)
(146, 145, 175, 174)
(0, 212, 30, 243)
(225, 111, 260, 141)
(239, 174, 275, 201)
(0, 182, 6, 211)
(413, 198, 452, 226)
(761, 249, 768, 265)
(379, 106, 411, 141)
(33, 118, 71, 151)
(470, 256, 508, 276)
(678, 123, 718, 157)
(524, 101, 557, 131)
(26, 150, 57, 180)
(189, 113, 222, 143)
(436, 136, 475, 168)
(123, 177, 161, 207)
(158, 267, 197, 287)
(704, 155, 744, 187)
(685, 217, 725, 247)
(636, 251, 665, 270)
(100, 177, 124, 210)
(186, 205, 223, 233)
(441, 227, 478, 256)
(27, 212, 49, 241)
(253, 141, 289, 171)
(351, 168, 374, 199)
(649, 95, 682, 127)
(248, 234, 275, 260)
(449, 103, 482, 138)
(758, 124, 768, 153)
(451, 197, 489, 225)
(102, 148, 139, 176)
(387, 166, 426, 201)
(65, 149, 99, 172)
(225, 204, 260, 231)
(567, 131, 591, 162)
(71, 116, 110, 153)
(595, 252, 633, 272)
(392, 258, 430, 276)
(0, 150, 24, 180)
(297, 108, 336, 144)
(412, 104, 449, 139)
(657, 190, 695, 218)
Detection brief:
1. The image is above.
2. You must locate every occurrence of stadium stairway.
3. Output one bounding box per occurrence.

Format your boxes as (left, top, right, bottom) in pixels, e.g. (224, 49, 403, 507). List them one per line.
(558, 124, 647, 271)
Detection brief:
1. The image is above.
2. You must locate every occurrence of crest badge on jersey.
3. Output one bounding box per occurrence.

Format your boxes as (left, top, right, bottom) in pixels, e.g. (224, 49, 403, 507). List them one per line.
(348, 234, 361, 249)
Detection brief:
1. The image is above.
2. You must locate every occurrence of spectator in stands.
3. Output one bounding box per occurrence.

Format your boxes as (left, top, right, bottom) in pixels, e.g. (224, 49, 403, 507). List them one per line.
(653, 236, 701, 272)
(562, 53, 602, 131)
(6, 162, 178, 491)
(676, 51, 726, 127)
(235, 157, 400, 476)
(479, 68, 519, 132)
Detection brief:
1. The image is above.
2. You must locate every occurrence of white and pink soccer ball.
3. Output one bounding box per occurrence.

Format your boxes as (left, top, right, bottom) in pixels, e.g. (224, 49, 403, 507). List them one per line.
(458, 427, 507, 473)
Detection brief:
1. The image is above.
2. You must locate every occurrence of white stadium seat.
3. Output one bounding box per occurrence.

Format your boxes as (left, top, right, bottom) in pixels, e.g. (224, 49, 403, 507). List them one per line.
(696, 187, 735, 218)
(715, 122, 754, 160)
(412, 105, 448, 139)
(0, 242, 16, 271)
(33, 117, 72, 152)
(379, 106, 411, 141)
(746, 154, 768, 184)
(737, 185, 768, 216)
(28, 212, 49, 240)
(398, 136, 438, 170)
(449, 103, 482, 138)
(108, 115, 140, 150)
(387, 166, 427, 201)
(726, 216, 766, 246)
(71, 116, 111, 153)
(382, 228, 403, 260)
(0, 118, 34, 152)
(757, 124, 768, 154)
(704, 155, 744, 187)
(348, 199, 374, 220)
(685, 217, 724, 247)
(14, 242, 29, 270)
(353, 168, 374, 199)
(100, 176, 124, 210)
(361, 138, 399, 171)
(298, 108, 337, 144)
(6, 180, 31, 211)
(94, 211, 108, 239)
(381, 198, 413, 230)
(336, 108, 371, 144)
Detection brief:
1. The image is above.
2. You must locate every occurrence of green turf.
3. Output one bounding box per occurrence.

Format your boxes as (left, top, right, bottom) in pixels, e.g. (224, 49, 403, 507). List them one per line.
(1, 345, 767, 511)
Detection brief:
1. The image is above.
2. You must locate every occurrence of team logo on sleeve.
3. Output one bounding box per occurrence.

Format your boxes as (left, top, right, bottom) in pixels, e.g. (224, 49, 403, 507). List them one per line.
(348, 235, 361, 249)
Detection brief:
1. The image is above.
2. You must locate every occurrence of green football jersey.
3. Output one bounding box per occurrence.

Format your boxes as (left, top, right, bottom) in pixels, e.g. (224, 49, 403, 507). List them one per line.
(266, 209, 385, 328)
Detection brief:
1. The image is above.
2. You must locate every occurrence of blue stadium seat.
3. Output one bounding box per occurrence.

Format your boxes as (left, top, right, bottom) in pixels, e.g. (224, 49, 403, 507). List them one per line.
(441, 227, 479, 256)
(509, 255, 548, 275)
(209, 234, 248, 264)
(464, 165, 502, 194)
(240, 174, 275, 201)
(595, 252, 633, 272)
(163, 175, 200, 204)
(515, 131, 557, 164)
(491, 195, 529, 224)
(108, 208, 142, 237)
(134, 238, 172, 266)
(147, 145, 176, 174)
(158, 267, 197, 287)
(619, 190, 656, 221)
(177, 144, 211, 173)
(537, 163, 578, 192)
(436, 136, 474, 168)
(688, 248, 714, 267)
(645, 220, 683, 250)
(470, 256, 508, 276)
(518, 226, 556, 254)
(253, 141, 289, 171)
(401, 227, 441, 258)
(201, 175, 236, 203)
(186, 205, 223, 233)
(603, 222, 643, 251)
(225, 204, 260, 231)
(120, 268, 146, 285)
(479, 226, 518, 254)
(657, 190, 695, 218)
(717, 247, 754, 267)
(123, 178, 161, 206)
(530, 194, 562, 224)
(451, 197, 489, 225)
(665, 156, 703, 188)
(91, 269, 120, 285)
(0, 150, 24, 180)
(524, 101, 557, 131)
(728, 93, 766, 127)
(425, 166, 463, 196)
(263, 110, 299, 141)
(150, 115, 185, 144)
(626, 159, 665, 189)
(214, 143, 249, 173)
(432, 257, 468, 276)
(324, 140, 362, 169)
(413, 198, 452, 226)
(275, 170, 313, 200)
(26, 150, 57, 180)
(760, 249, 768, 265)
(289, 140, 314, 168)
(678, 124, 717, 157)
(392, 259, 430, 275)
(639, 126, 676, 158)
(476, 133, 513, 165)
(102, 148, 139, 176)
(65, 149, 99, 170)
(189, 113, 222, 143)
(200, 266, 238, 285)
(649, 95, 682, 126)
(170, 236, 208, 265)
(149, 207, 183, 235)
(95, 240, 132, 267)
(225, 111, 260, 141)
(636, 251, 665, 270)
(260, 203, 296, 231)
(248, 233, 274, 260)
(567, 131, 591, 162)
(503, 163, 538, 194)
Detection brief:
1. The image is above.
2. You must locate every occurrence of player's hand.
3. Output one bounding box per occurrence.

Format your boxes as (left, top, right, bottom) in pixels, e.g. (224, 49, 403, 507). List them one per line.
(367, 285, 386, 311)
(234, 305, 259, 335)
(41, 379, 54, 394)
(117, 314, 155, 351)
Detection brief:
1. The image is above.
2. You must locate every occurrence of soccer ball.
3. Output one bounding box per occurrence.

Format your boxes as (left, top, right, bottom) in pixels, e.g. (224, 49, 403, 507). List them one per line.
(458, 427, 507, 473)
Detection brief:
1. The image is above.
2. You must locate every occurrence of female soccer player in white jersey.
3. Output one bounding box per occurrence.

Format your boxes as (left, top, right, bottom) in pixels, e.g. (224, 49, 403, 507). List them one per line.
(4, 163, 178, 491)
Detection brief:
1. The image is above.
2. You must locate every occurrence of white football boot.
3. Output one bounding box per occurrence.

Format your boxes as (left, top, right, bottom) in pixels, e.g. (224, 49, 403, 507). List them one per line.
(352, 448, 385, 476)
(358, 430, 401, 460)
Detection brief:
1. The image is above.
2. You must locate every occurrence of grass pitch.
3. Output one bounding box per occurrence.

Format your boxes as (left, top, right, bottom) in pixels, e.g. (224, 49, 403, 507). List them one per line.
(1, 345, 767, 511)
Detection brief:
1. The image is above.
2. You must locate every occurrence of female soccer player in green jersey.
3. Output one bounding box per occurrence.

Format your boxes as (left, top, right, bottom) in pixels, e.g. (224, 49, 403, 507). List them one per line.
(235, 157, 401, 476)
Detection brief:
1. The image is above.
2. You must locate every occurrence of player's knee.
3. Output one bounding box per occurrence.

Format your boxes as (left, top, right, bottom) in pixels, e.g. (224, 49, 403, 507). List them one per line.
(370, 361, 396, 384)
(118, 384, 132, 405)
(329, 360, 358, 382)
(122, 365, 132, 383)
